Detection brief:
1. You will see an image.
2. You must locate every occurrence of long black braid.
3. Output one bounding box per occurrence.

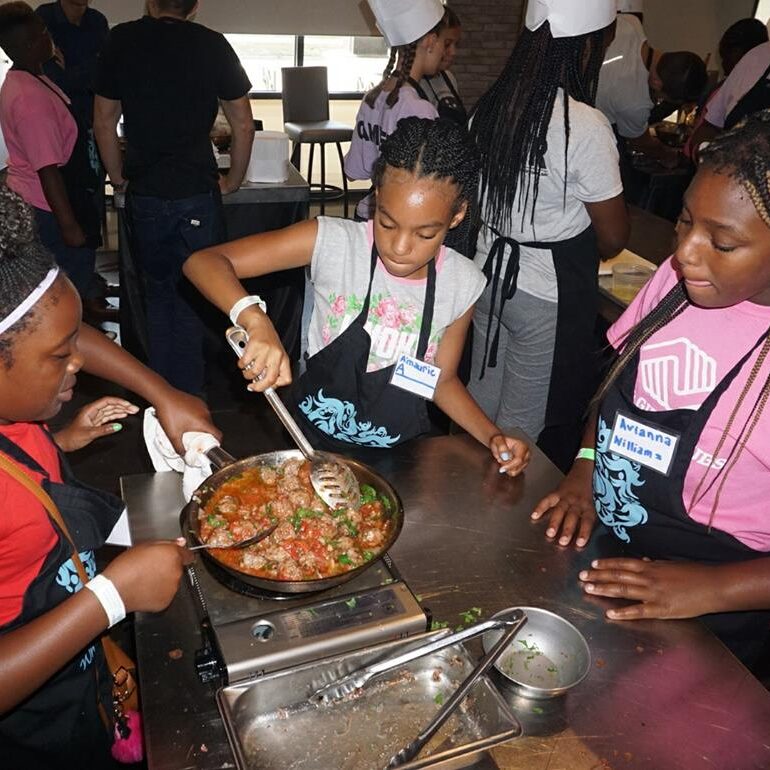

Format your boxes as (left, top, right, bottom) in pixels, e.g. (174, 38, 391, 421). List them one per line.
(0, 184, 58, 368)
(468, 20, 611, 233)
(364, 13, 448, 109)
(372, 117, 480, 219)
(593, 109, 770, 528)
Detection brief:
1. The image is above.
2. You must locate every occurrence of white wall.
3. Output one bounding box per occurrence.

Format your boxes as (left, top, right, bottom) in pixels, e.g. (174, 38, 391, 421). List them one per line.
(643, 0, 756, 70)
(92, 0, 379, 36)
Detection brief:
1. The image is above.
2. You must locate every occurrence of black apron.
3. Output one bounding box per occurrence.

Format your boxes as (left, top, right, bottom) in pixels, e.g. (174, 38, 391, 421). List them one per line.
(34, 74, 102, 250)
(594, 322, 770, 666)
(0, 430, 123, 770)
(724, 61, 770, 130)
(293, 244, 436, 452)
(477, 226, 601, 471)
(423, 72, 467, 126)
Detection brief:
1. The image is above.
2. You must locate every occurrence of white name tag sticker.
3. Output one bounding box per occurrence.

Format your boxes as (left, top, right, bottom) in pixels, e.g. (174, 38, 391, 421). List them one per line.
(609, 411, 680, 476)
(390, 354, 441, 400)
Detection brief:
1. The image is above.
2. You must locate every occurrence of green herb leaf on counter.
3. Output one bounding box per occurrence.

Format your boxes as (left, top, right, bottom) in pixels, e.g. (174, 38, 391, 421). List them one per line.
(458, 607, 483, 626)
(345, 597, 357, 609)
(430, 620, 449, 630)
(531, 706, 544, 715)
(434, 692, 444, 705)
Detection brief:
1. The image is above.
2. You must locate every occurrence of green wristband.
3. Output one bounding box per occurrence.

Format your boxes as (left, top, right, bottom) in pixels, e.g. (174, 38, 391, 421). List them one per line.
(575, 447, 596, 462)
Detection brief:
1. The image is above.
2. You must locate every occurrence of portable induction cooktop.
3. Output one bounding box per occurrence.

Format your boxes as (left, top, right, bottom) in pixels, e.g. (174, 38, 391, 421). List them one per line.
(187, 549, 429, 687)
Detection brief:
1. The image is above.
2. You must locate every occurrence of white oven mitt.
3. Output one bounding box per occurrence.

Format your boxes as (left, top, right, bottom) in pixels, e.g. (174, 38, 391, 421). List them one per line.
(143, 407, 220, 502)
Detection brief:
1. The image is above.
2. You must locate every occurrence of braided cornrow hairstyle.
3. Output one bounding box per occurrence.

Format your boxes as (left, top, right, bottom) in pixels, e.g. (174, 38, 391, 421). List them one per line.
(372, 117, 480, 224)
(468, 20, 611, 232)
(0, 184, 57, 368)
(363, 12, 448, 109)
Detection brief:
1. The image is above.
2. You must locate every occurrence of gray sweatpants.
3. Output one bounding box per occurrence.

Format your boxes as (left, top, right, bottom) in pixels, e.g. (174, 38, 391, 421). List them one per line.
(468, 285, 558, 441)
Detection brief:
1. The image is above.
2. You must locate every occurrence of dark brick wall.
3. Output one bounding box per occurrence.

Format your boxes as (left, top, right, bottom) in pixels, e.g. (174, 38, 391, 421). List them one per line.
(449, 0, 526, 111)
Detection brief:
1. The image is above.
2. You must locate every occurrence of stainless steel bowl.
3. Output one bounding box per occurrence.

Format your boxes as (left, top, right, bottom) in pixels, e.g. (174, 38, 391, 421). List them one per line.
(482, 607, 590, 699)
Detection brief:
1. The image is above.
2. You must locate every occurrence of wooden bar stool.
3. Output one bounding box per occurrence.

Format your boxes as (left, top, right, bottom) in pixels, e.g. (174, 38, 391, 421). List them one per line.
(281, 66, 353, 217)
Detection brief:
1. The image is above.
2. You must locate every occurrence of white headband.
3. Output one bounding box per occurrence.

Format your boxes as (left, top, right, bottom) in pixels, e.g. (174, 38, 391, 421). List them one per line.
(0, 267, 60, 336)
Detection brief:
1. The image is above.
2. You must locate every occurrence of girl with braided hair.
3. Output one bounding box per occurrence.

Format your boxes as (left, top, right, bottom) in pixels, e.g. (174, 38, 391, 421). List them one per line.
(532, 109, 770, 669)
(0, 183, 201, 767)
(467, 0, 629, 472)
(344, 0, 447, 220)
(185, 117, 530, 475)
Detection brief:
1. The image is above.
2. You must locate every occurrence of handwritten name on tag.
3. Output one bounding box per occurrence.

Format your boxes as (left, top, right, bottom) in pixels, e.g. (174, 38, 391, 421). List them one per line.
(390, 354, 441, 400)
(609, 411, 680, 476)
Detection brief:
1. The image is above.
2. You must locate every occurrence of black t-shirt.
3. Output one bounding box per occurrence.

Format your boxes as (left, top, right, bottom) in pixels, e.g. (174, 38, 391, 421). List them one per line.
(95, 16, 251, 198)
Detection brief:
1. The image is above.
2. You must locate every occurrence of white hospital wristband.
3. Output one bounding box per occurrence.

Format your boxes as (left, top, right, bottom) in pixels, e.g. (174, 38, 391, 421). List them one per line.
(85, 574, 126, 628)
(229, 295, 267, 326)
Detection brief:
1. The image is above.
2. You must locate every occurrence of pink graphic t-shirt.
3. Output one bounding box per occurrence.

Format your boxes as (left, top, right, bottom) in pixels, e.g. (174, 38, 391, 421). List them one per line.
(309, 217, 486, 373)
(607, 258, 770, 550)
(0, 71, 77, 211)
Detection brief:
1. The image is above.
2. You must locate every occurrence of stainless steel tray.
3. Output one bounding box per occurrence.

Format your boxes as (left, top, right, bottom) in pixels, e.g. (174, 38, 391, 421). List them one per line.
(217, 632, 521, 769)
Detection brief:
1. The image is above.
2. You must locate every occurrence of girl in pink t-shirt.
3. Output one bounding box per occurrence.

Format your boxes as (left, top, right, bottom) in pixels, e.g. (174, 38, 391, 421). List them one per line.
(533, 110, 770, 669)
(0, 4, 97, 297)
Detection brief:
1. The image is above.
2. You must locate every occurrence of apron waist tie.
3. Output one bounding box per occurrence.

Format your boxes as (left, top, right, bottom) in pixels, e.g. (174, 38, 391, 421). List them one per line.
(479, 235, 521, 378)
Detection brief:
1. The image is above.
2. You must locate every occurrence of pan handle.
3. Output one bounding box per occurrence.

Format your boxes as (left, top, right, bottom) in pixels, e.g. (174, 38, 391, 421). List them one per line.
(205, 446, 238, 471)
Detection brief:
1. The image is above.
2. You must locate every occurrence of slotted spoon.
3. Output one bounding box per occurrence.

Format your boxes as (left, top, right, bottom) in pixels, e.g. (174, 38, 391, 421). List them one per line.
(226, 326, 360, 510)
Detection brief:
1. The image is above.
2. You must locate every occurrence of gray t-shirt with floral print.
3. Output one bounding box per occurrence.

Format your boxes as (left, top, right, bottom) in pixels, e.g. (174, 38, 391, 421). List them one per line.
(308, 216, 486, 372)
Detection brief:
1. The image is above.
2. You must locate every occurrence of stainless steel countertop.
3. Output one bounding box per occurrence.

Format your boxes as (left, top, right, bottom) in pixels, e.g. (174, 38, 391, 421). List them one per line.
(122, 434, 770, 770)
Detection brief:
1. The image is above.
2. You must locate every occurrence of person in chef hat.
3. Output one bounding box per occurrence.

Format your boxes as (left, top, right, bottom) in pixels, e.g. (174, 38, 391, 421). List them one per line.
(467, 0, 630, 472)
(344, 0, 447, 220)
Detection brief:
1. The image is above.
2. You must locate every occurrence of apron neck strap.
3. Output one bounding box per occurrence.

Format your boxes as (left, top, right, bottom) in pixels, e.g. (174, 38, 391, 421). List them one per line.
(406, 76, 430, 102)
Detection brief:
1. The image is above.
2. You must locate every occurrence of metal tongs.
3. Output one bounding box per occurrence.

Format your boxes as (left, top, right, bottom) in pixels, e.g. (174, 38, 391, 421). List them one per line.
(226, 326, 360, 509)
(385, 609, 526, 768)
(308, 611, 527, 705)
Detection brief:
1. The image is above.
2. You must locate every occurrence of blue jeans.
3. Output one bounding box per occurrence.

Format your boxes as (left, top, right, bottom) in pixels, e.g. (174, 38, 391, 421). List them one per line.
(126, 191, 224, 395)
(34, 207, 96, 298)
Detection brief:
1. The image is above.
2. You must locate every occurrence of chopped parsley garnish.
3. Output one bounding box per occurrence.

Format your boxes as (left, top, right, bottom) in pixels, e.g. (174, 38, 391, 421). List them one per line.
(360, 484, 378, 504)
(434, 692, 444, 705)
(362, 550, 374, 562)
(338, 553, 353, 565)
(291, 507, 322, 531)
(379, 494, 392, 512)
(338, 516, 359, 537)
(206, 514, 225, 528)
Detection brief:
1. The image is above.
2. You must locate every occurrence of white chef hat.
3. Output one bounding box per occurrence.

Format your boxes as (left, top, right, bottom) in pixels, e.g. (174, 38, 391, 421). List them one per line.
(526, 0, 617, 39)
(617, 0, 644, 12)
(367, 0, 445, 48)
